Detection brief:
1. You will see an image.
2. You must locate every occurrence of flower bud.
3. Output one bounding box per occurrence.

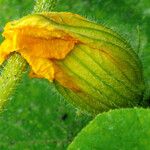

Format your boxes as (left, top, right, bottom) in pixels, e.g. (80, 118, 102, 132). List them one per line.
(0, 12, 144, 115)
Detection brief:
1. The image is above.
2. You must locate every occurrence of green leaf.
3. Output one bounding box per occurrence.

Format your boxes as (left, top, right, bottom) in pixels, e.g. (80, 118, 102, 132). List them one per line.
(68, 108, 150, 150)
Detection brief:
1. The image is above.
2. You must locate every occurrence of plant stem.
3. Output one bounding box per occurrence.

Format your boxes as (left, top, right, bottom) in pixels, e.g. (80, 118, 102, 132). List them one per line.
(0, 53, 26, 110)
(0, 0, 58, 110)
(33, 0, 58, 13)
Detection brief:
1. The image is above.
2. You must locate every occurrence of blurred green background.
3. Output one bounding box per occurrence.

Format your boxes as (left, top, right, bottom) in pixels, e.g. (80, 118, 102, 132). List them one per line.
(0, 0, 149, 149)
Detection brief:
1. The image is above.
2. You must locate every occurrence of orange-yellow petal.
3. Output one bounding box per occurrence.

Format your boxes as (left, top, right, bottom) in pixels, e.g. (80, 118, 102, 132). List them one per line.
(0, 39, 14, 64)
(21, 51, 54, 81)
(16, 34, 77, 59)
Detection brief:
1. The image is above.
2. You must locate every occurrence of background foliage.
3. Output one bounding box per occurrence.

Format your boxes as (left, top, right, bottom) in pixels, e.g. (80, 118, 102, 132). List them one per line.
(0, 0, 149, 149)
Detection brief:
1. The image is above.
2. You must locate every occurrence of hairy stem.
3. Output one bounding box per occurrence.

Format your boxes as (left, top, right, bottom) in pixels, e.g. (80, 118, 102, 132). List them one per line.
(34, 0, 58, 13)
(0, 53, 26, 110)
(0, 0, 58, 110)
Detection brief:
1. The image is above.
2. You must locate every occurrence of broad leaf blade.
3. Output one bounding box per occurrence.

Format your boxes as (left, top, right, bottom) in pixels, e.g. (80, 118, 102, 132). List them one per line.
(68, 108, 150, 150)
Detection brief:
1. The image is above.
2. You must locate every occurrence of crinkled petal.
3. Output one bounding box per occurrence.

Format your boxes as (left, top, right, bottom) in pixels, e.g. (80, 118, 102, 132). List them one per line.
(21, 51, 54, 81)
(0, 39, 14, 64)
(16, 34, 77, 59)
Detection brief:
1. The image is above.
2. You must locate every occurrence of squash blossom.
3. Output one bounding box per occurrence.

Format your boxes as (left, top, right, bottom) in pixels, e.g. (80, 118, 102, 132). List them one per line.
(0, 12, 144, 114)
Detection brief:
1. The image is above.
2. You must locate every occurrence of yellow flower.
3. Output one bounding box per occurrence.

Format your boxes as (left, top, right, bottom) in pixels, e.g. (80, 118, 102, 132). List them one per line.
(0, 12, 144, 114)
